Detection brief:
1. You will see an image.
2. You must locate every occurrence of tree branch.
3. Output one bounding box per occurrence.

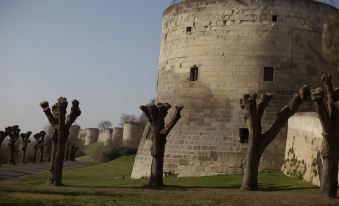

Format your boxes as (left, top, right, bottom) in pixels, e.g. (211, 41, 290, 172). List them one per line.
(257, 93, 273, 121)
(240, 92, 259, 134)
(66, 99, 81, 128)
(260, 86, 309, 148)
(140, 104, 153, 123)
(40, 101, 58, 126)
(311, 87, 331, 133)
(321, 74, 335, 116)
(160, 105, 183, 136)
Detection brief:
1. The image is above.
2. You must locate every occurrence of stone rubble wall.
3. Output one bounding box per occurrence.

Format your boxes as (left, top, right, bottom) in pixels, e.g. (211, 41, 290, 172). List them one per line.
(281, 112, 339, 186)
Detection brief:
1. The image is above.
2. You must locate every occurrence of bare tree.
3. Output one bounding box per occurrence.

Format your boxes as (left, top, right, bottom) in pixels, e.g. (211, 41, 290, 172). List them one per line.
(239, 86, 309, 190)
(0, 131, 8, 149)
(119, 113, 137, 127)
(140, 103, 183, 187)
(309, 74, 339, 198)
(5, 125, 21, 165)
(98, 120, 112, 130)
(40, 97, 81, 186)
(20, 131, 32, 164)
(39, 131, 46, 162)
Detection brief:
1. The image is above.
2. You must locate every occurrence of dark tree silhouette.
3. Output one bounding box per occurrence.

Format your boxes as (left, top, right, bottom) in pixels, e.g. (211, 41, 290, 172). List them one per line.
(140, 102, 183, 187)
(32, 132, 43, 163)
(310, 74, 339, 198)
(69, 145, 78, 161)
(39, 131, 46, 162)
(0, 131, 8, 164)
(40, 97, 81, 186)
(20, 131, 32, 164)
(239, 86, 310, 190)
(0, 131, 8, 150)
(6, 125, 21, 165)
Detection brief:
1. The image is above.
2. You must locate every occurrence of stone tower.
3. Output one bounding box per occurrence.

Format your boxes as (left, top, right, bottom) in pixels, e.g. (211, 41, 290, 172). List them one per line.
(132, 0, 338, 178)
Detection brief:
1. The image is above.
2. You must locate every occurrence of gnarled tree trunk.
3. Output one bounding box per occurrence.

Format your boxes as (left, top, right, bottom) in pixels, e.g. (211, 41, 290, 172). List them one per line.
(39, 134, 46, 162)
(6, 126, 21, 165)
(240, 86, 309, 190)
(20, 131, 32, 164)
(140, 103, 183, 187)
(310, 74, 338, 198)
(40, 98, 81, 186)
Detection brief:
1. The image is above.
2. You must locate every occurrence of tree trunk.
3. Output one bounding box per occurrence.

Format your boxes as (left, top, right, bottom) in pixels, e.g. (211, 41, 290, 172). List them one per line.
(319, 132, 338, 198)
(39, 145, 44, 162)
(149, 132, 166, 187)
(21, 147, 27, 164)
(8, 144, 16, 165)
(48, 138, 57, 184)
(33, 146, 38, 163)
(53, 140, 66, 186)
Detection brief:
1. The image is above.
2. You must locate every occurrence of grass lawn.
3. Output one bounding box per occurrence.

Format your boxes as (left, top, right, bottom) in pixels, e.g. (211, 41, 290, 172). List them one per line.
(0, 155, 338, 206)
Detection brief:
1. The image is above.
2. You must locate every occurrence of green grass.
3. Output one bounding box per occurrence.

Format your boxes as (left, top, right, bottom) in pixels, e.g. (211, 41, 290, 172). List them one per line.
(0, 155, 338, 206)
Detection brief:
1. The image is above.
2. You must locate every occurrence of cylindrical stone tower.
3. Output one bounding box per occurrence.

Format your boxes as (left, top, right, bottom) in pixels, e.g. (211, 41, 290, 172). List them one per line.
(132, 0, 338, 178)
(97, 129, 113, 145)
(112, 127, 124, 148)
(122, 122, 143, 149)
(84, 128, 99, 146)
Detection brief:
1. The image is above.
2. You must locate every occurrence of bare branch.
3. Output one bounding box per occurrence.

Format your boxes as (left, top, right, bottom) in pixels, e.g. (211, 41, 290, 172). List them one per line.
(311, 87, 331, 133)
(66, 99, 81, 128)
(257, 92, 273, 120)
(161, 105, 183, 136)
(40, 101, 58, 126)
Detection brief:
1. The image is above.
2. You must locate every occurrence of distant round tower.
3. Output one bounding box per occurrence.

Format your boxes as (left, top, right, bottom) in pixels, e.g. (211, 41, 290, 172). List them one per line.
(132, 0, 338, 178)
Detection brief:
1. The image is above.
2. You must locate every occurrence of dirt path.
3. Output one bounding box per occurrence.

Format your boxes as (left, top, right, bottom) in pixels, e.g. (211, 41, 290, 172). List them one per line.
(0, 161, 93, 180)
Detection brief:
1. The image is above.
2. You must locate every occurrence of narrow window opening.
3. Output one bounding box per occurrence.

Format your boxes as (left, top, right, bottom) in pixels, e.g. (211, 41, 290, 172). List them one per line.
(223, 20, 227, 25)
(239, 128, 249, 143)
(190, 65, 198, 81)
(264, 67, 274, 82)
(272, 15, 278, 22)
(186, 27, 192, 33)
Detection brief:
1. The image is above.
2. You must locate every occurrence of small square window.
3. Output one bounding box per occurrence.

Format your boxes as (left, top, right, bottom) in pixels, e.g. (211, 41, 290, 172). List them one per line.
(190, 65, 198, 81)
(186, 27, 192, 33)
(239, 128, 249, 143)
(272, 15, 278, 22)
(264, 67, 274, 82)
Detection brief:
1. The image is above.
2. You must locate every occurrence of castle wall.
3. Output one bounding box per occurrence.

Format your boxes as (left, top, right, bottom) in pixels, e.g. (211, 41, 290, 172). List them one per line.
(84, 128, 99, 146)
(132, 0, 338, 178)
(68, 125, 80, 144)
(122, 122, 143, 149)
(97, 129, 113, 146)
(281, 112, 339, 186)
(112, 127, 124, 148)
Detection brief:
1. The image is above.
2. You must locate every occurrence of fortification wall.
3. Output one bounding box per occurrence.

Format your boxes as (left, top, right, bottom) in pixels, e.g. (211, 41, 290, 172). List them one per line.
(112, 127, 124, 148)
(84, 128, 99, 146)
(97, 129, 113, 145)
(122, 122, 144, 149)
(281, 112, 339, 186)
(132, 0, 338, 178)
(68, 125, 80, 144)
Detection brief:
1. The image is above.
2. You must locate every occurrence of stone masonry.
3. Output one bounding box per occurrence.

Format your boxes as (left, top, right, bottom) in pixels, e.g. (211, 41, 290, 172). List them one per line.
(281, 112, 339, 186)
(132, 0, 338, 178)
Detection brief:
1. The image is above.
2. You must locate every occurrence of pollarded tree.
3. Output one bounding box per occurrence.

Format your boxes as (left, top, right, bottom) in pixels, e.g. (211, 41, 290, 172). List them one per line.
(40, 97, 81, 186)
(239, 85, 310, 190)
(5, 125, 21, 165)
(0, 131, 8, 164)
(140, 103, 183, 187)
(0, 131, 8, 149)
(20, 131, 32, 164)
(32, 132, 43, 163)
(98, 120, 112, 130)
(310, 74, 339, 198)
(38, 131, 46, 162)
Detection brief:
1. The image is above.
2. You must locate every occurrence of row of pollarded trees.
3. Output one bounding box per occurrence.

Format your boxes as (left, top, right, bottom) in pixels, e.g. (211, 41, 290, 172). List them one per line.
(0, 126, 46, 165)
(139, 73, 338, 198)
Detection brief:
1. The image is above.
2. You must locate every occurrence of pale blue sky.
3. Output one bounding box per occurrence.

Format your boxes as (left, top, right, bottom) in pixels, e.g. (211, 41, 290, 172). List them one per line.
(0, 0, 338, 132)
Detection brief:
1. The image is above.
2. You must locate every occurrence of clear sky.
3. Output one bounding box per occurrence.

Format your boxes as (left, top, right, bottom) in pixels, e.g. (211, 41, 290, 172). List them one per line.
(0, 0, 338, 133)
